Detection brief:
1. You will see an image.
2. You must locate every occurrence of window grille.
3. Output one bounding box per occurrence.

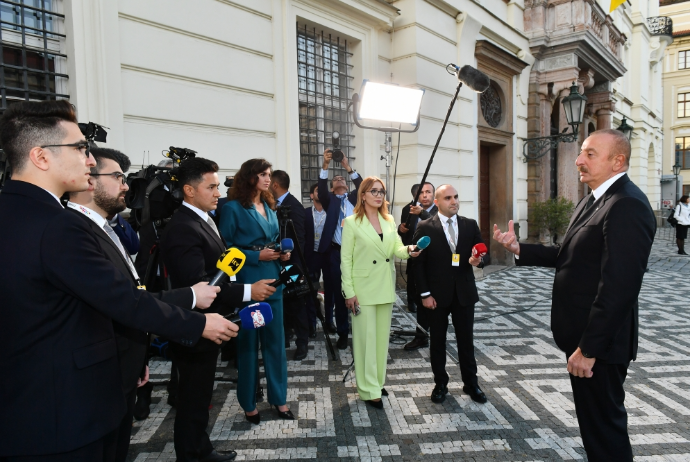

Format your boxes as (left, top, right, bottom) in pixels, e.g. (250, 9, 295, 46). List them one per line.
(297, 23, 355, 202)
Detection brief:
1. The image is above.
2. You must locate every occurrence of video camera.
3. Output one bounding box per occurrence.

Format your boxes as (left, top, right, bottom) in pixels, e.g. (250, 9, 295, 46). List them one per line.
(125, 146, 197, 227)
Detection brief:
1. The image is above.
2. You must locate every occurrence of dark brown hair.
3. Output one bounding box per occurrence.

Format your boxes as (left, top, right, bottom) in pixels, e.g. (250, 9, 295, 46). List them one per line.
(230, 158, 276, 209)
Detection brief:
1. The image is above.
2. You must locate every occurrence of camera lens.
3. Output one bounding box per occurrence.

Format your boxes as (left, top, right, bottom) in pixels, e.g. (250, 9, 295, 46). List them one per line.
(332, 150, 344, 162)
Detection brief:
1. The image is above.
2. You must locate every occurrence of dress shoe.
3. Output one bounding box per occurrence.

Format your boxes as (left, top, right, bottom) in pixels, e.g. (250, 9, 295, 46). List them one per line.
(274, 405, 295, 420)
(408, 303, 417, 313)
(381, 388, 388, 396)
(463, 385, 488, 404)
(309, 325, 317, 339)
(244, 411, 260, 425)
(336, 334, 348, 350)
(365, 399, 383, 409)
(431, 384, 448, 403)
(166, 394, 177, 409)
(133, 382, 153, 420)
(293, 345, 308, 361)
(404, 337, 428, 351)
(200, 449, 237, 462)
(256, 386, 264, 403)
(325, 323, 337, 334)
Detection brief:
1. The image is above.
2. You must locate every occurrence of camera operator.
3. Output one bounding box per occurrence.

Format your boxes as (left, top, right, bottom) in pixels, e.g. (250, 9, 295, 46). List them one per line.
(318, 149, 362, 349)
(270, 170, 310, 361)
(160, 158, 275, 462)
(304, 183, 329, 338)
(0, 101, 237, 462)
(66, 147, 221, 462)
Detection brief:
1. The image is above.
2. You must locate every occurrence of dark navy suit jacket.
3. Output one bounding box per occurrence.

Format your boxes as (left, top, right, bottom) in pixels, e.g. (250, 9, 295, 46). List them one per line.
(317, 174, 363, 253)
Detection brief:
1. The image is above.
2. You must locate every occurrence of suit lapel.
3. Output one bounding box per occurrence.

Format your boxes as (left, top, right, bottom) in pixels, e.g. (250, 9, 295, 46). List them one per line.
(179, 205, 226, 250)
(431, 214, 453, 253)
(247, 202, 273, 242)
(360, 213, 386, 253)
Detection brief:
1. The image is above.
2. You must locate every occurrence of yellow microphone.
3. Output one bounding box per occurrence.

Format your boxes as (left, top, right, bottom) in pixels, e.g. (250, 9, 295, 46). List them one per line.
(209, 248, 247, 286)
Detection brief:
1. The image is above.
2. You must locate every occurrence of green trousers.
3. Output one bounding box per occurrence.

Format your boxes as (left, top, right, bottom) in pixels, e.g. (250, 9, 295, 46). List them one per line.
(351, 302, 393, 401)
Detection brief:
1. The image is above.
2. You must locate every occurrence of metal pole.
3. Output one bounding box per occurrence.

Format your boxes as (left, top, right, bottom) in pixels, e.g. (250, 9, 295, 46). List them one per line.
(382, 132, 392, 203)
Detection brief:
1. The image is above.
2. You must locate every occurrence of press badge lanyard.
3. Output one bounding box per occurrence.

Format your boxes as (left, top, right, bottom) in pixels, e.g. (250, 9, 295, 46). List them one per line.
(443, 217, 461, 267)
(340, 196, 348, 228)
(67, 202, 145, 288)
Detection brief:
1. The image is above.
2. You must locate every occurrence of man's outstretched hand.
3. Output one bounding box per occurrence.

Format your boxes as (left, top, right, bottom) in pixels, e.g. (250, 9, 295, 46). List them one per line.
(493, 220, 520, 256)
(202, 313, 239, 344)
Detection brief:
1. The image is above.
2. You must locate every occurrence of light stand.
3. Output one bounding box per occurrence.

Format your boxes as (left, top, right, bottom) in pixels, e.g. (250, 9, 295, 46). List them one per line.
(381, 132, 392, 203)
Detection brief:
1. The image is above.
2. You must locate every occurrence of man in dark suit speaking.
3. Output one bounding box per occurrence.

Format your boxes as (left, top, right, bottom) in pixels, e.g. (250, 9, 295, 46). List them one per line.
(0, 102, 237, 461)
(493, 129, 656, 460)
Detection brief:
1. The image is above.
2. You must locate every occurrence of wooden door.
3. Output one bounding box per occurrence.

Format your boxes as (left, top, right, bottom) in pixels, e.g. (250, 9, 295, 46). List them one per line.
(479, 146, 491, 263)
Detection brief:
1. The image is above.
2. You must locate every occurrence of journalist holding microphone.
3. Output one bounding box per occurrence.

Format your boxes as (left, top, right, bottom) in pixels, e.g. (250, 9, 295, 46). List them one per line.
(220, 158, 294, 424)
(341, 176, 422, 409)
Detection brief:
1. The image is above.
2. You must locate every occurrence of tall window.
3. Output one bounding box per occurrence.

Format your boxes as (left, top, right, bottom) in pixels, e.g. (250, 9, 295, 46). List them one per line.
(297, 23, 355, 202)
(0, 0, 68, 112)
(680, 50, 690, 70)
(676, 137, 690, 169)
(678, 93, 690, 118)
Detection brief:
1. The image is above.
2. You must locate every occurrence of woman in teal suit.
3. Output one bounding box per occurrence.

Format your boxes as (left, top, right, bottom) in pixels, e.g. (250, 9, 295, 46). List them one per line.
(341, 176, 422, 409)
(220, 158, 294, 424)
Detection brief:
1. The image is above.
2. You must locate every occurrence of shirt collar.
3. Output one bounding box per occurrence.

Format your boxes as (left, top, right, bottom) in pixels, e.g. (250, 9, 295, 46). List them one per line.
(592, 172, 626, 201)
(39, 186, 63, 206)
(66, 201, 108, 228)
(182, 201, 210, 221)
(436, 211, 456, 223)
(277, 191, 290, 205)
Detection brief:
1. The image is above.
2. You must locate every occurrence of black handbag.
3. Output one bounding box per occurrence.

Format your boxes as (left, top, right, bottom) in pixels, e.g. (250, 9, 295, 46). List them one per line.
(668, 206, 679, 227)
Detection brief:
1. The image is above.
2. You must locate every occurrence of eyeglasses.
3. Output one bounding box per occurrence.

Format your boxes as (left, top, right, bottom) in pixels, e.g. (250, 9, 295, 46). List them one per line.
(332, 176, 346, 182)
(90, 172, 126, 185)
(40, 141, 91, 157)
(368, 189, 386, 197)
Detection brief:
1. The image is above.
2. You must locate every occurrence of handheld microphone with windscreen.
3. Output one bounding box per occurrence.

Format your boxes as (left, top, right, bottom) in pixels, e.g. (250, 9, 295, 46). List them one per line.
(226, 302, 273, 329)
(279, 238, 294, 254)
(209, 248, 246, 286)
(413, 236, 431, 252)
(269, 264, 302, 288)
(472, 243, 488, 258)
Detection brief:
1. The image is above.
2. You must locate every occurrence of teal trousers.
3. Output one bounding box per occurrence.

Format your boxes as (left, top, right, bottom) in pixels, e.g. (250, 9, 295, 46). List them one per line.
(236, 298, 288, 411)
(351, 302, 393, 401)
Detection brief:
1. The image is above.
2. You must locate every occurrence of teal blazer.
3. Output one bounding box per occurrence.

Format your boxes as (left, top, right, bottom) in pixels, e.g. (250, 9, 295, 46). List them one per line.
(340, 213, 410, 306)
(220, 199, 282, 302)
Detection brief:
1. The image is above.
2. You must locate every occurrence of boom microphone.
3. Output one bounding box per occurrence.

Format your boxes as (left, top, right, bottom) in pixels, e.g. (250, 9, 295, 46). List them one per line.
(226, 302, 273, 329)
(269, 264, 302, 288)
(414, 236, 431, 252)
(209, 248, 247, 286)
(472, 243, 488, 258)
(449, 64, 491, 93)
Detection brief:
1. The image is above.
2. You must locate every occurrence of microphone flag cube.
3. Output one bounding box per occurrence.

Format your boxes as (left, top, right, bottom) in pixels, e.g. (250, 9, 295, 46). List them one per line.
(269, 264, 302, 288)
(472, 243, 488, 258)
(217, 247, 246, 277)
(228, 302, 273, 329)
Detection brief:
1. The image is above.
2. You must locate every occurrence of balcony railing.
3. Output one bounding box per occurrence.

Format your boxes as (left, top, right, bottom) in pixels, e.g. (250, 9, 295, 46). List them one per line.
(648, 16, 673, 37)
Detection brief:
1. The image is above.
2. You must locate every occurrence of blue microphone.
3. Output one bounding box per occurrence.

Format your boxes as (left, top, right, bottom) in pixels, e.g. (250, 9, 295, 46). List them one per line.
(414, 236, 431, 252)
(226, 302, 273, 329)
(280, 238, 294, 254)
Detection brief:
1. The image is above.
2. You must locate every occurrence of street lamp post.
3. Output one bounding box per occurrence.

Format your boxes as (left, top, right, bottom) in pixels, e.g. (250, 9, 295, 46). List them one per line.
(674, 162, 682, 203)
(522, 82, 588, 162)
(616, 116, 634, 141)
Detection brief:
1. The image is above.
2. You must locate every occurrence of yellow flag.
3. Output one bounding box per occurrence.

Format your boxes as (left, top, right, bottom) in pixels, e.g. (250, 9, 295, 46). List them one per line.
(610, 0, 625, 12)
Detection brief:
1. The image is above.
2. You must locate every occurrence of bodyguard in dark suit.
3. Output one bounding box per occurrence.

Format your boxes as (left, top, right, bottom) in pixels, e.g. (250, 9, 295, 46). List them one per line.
(0, 101, 237, 461)
(66, 147, 222, 462)
(413, 184, 487, 405)
(304, 183, 330, 337)
(398, 182, 438, 351)
(317, 150, 363, 349)
(494, 129, 656, 461)
(161, 158, 275, 462)
(271, 170, 311, 360)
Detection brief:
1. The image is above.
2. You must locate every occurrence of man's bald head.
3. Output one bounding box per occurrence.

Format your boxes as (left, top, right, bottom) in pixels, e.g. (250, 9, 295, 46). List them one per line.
(434, 184, 459, 216)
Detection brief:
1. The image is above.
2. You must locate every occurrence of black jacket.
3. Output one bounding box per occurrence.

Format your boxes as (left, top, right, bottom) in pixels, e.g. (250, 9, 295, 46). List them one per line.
(413, 214, 483, 308)
(278, 191, 306, 267)
(0, 181, 205, 457)
(68, 207, 194, 395)
(517, 175, 655, 362)
(399, 202, 438, 245)
(160, 204, 245, 351)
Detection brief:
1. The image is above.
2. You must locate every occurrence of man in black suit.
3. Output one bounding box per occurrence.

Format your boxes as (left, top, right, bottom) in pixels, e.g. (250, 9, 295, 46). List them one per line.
(161, 157, 276, 462)
(271, 170, 310, 360)
(413, 184, 487, 405)
(317, 150, 363, 349)
(493, 129, 656, 461)
(0, 101, 237, 461)
(304, 183, 329, 339)
(398, 182, 438, 351)
(67, 147, 222, 462)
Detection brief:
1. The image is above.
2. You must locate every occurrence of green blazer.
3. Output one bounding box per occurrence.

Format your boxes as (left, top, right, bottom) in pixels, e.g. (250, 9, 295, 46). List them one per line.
(341, 213, 410, 305)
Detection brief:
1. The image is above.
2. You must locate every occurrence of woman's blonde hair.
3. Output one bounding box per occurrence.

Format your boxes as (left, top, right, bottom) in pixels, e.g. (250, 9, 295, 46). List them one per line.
(353, 176, 393, 222)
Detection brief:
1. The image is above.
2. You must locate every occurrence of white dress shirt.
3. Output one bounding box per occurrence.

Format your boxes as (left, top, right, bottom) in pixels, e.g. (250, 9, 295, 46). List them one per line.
(319, 169, 359, 245)
(182, 201, 251, 302)
(591, 172, 626, 202)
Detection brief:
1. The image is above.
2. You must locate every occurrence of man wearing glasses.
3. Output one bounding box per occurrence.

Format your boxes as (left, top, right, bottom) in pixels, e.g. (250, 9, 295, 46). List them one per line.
(317, 150, 362, 349)
(0, 100, 238, 462)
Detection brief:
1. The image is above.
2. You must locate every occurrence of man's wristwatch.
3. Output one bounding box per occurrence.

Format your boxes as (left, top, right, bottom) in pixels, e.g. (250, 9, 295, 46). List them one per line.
(581, 351, 594, 359)
(347, 168, 355, 174)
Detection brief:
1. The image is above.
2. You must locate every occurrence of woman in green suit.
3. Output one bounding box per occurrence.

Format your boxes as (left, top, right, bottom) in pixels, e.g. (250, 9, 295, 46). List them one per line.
(220, 158, 294, 424)
(341, 176, 422, 409)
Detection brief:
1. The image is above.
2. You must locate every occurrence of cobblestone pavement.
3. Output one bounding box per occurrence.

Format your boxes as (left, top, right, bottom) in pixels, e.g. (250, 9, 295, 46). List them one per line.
(128, 232, 690, 461)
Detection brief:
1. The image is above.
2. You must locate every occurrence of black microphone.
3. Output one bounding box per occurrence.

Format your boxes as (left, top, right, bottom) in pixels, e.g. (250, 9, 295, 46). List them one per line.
(269, 264, 302, 288)
(449, 64, 490, 93)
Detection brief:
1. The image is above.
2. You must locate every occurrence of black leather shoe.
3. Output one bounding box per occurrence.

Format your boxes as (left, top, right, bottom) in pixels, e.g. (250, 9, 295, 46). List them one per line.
(365, 399, 383, 409)
(404, 337, 428, 351)
(293, 345, 308, 361)
(274, 405, 295, 420)
(133, 382, 153, 420)
(256, 386, 264, 403)
(381, 388, 388, 396)
(309, 325, 317, 339)
(244, 412, 260, 425)
(408, 303, 417, 313)
(431, 384, 448, 403)
(325, 323, 337, 334)
(336, 335, 348, 350)
(463, 385, 488, 403)
(200, 449, 238, 462)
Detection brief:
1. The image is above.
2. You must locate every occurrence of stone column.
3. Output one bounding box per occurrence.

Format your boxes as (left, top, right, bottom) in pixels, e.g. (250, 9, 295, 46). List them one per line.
(596, 108, 613, 130)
